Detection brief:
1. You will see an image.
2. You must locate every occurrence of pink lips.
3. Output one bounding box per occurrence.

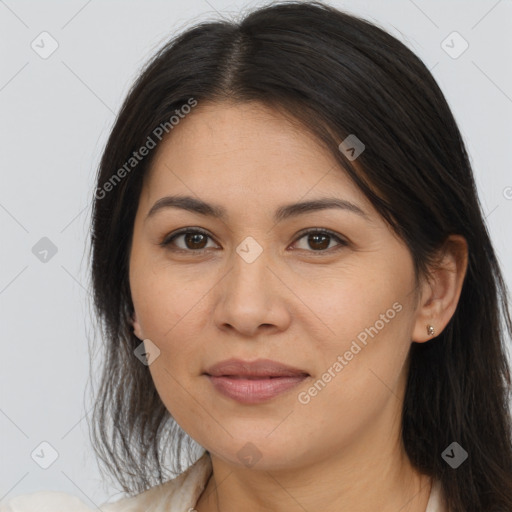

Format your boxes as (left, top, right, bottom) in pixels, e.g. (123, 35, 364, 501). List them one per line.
(204, 358, 309, 404)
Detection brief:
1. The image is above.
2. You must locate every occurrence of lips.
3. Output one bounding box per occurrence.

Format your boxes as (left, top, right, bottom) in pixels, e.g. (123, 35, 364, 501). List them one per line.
(204, 358, 309, 404)
(204, 358, 309, 378)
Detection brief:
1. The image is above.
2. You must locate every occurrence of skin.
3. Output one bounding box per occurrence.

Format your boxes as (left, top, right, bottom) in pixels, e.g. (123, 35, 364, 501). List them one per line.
(129, 101, 468, 512)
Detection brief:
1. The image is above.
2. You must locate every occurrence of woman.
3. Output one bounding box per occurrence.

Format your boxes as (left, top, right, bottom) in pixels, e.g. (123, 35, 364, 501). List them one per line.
(3, 1, 512, 511)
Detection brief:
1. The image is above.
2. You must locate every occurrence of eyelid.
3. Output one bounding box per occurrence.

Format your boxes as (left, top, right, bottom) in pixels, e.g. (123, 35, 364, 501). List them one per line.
(293, 227, 347, 243)
(160, 227, 216, 249)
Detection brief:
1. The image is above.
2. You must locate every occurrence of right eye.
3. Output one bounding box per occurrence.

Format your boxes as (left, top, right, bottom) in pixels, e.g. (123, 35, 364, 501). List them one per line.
(160, 228, 219, 253)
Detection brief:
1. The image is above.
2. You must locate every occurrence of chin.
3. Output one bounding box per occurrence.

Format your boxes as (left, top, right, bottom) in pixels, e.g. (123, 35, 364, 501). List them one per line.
(203, 433, 311, 472)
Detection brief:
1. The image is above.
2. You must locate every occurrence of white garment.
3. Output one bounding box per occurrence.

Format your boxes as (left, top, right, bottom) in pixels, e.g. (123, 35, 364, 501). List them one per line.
(0, 452, 447, 511)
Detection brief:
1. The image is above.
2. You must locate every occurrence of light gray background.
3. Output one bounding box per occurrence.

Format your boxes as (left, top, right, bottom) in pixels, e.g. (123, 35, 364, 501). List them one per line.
(1, 0, 511, 507)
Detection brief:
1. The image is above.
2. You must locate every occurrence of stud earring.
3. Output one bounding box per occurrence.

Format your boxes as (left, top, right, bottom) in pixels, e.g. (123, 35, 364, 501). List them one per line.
(427, 324, 435, 336)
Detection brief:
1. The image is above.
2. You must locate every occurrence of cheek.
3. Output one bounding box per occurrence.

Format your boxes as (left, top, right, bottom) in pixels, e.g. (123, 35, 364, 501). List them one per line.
(148, 360, 211, 446)
(304, 266, 414, 396)
(130, 258, 208, 341)
(300, 264, 409, 344)
(293, 299, 412, 452)
(133, 269, 209, 436)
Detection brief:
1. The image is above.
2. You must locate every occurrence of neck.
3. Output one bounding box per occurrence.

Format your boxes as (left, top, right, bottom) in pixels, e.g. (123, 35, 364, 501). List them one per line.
(196, 417, 432, 512)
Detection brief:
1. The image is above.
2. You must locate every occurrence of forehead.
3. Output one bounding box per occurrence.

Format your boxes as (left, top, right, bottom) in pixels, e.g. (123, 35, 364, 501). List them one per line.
(141, 101, 374, 219)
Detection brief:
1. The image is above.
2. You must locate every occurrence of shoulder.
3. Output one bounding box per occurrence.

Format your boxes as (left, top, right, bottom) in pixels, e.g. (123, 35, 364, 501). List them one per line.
(100, 452, 212, 511)
(0, 452, 212, 512)
(426, 478, 450, 512)
(0, 491, 95, 511)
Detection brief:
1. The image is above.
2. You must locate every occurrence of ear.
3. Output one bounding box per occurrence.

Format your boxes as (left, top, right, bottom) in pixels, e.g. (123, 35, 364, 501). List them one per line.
(411, 234, 468, 343)
(131, 311, 144, 340)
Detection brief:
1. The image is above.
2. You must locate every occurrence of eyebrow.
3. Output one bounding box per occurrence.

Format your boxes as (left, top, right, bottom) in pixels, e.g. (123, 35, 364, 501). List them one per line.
(145, 194, 370, 223)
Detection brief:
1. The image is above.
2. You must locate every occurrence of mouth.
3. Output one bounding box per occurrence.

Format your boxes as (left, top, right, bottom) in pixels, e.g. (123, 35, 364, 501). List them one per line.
(215, 375, 300, 379)
(203, 358, 310, 404)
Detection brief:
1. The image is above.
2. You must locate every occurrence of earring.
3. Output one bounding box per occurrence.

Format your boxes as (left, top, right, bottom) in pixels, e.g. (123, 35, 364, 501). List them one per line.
(427, 324, 435, 336)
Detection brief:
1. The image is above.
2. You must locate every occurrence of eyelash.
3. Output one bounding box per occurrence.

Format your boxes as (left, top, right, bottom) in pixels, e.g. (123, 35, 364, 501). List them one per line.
(159, 227, 348, 255)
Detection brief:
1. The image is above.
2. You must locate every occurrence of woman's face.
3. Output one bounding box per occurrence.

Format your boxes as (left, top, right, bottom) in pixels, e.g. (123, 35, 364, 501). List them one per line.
(129, 101, 428, 470)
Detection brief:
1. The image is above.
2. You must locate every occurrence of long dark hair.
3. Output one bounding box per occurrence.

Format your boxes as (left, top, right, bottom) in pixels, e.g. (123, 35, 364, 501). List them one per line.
(88, 1, 512, 509)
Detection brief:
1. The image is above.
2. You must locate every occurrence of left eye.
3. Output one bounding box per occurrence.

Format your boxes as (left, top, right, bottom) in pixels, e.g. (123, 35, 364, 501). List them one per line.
(293, 229, 347, 252)
(160, 228, 347, 253)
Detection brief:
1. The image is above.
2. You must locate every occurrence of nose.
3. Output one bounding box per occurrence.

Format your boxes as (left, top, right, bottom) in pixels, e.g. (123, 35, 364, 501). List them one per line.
(212, 246, 292, 338)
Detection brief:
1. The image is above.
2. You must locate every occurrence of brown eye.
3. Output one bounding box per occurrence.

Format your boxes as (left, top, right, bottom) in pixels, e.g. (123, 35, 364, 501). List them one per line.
(292, 229, 348, 253)
(307, 233, 330, 250)
(160, 228, 217, 252)
(183, 232, 208, 250)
